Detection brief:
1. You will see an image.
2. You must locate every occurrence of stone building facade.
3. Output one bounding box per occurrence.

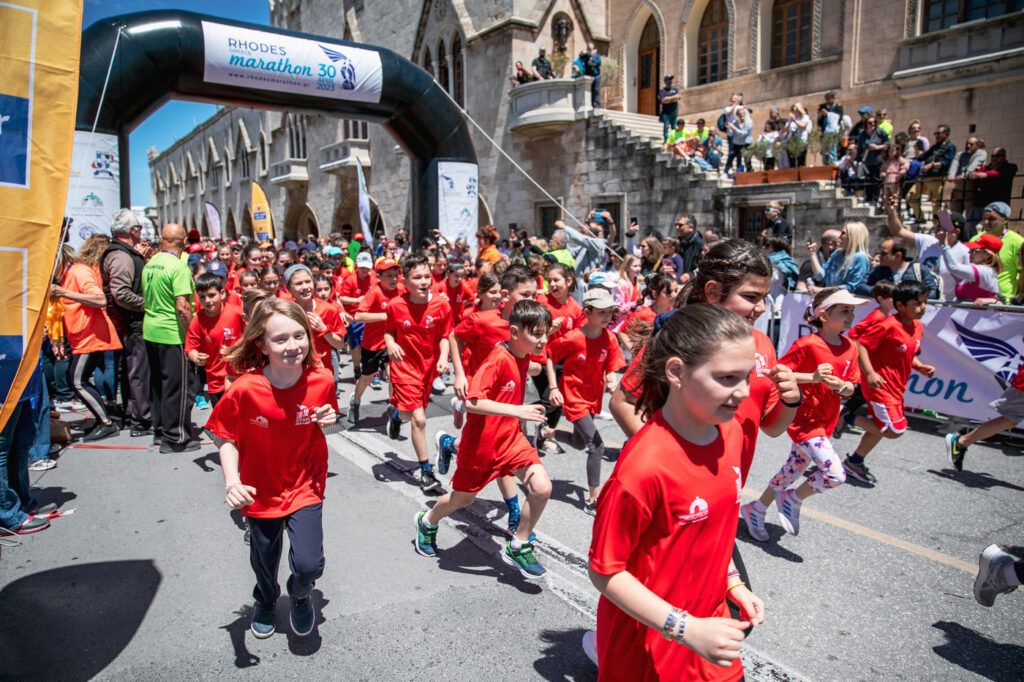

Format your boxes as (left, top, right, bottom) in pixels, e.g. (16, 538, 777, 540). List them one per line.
(148, 0, 1022, 244)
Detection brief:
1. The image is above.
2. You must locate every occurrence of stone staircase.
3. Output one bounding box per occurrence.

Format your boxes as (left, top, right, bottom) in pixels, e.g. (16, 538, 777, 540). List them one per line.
(591, 109, 887, 240)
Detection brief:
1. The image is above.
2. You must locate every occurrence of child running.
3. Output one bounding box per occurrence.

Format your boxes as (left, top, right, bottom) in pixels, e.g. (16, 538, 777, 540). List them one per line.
(741, 288, 866, 541)
(383, 255, 467, 493)
(834, 280, 894, 437)
(185, 272, 245, 407)
(842, 280, 935, 483)
(349, 258, 403, 422)
(415, 300, 553, 579)
(546, 288, 626, 514)
(337, 252, 377, 385)
(208, 298, 340, 639)
(589, 304, 765, 681)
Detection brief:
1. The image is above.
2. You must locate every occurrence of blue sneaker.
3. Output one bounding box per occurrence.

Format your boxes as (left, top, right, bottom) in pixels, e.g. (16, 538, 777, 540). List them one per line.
(195, 395, 210, 410)
(289, 594, 315, 636)
(502, 540, 547, 580)
(435, 430, 456, 475)
(371, 373, 382, 389)
(387, 404, 401, 440)
(250, 600, 276, 639)
(415, 511, 438, 557)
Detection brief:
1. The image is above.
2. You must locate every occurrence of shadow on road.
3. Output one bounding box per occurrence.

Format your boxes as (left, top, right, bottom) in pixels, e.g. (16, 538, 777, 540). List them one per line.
(549, 478, 586, 509)
(0, 560, 161, 681)
(31, 485, 78, 509)
(193, 452, 219, 472)
(734, 520, 805, 563)
(433, 535, 543, 595)
(533, 628, 598, 682)
(926, 468, 1024, 492)
(932, 621, 1024, 682)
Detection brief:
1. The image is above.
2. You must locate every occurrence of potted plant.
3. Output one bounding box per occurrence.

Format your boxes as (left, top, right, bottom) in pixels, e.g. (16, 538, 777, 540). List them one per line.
(734, 140, 769, 184)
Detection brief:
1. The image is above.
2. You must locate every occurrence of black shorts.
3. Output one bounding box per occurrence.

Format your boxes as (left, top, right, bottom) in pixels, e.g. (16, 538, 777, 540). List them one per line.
(360, 346, 389, 375)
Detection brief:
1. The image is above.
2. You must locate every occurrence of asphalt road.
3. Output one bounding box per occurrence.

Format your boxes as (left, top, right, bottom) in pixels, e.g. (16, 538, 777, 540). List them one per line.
(1, 356, 1021, 681)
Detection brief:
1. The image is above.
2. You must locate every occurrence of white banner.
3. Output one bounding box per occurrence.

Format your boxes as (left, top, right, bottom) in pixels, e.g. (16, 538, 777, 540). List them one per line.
(64, 131, 120, 250)
(202, 22, 382, 104)
(778, 293, 1024, 422)
(438, 161, 478, 256)
(204, 201, 221, 240)
(356, 157, 373, 251)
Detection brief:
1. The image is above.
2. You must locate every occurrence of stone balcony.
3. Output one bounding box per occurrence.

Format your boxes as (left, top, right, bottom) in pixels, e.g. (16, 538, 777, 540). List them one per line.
(893, 11, 1024, 94)
(318, 139, 371, 177)
(269, 158, 309, 187)
(508, 76, 593, 139)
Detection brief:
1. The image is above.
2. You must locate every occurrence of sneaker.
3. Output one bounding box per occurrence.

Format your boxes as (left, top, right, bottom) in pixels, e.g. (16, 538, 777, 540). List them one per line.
(28, 459, 57, 472)
(387, 404, 401, 440)
(974, 544, 1016, 607)
(450, 396, 464, 430)
(414, 511, 438, 557)
(775, 490, 802, 536)
(832, 409, 847, 439)
(243, 529, 250, 545)
(502, 540, 547, 580)
(53, 400, 75, 413)
(290, 594, 316, 636)
(195, 395, 210, 410)
(28, 502, 58, 517)
(434, 431, 456, 475)
(842, 456, 876, 483)
(432, 377, 446, 393)
(159, 440, 202, 453)
(843, 411, 865, 435)
(81, 421, 119, 442)
(129, 428, 153, 437)
(741, 502, 769, 542)
(584, 499, 597, 516)
(371, 373, 382, 389)
(417, 467, 442, 493)
(347, 395, 359, 424)
(582, 630, 599, 666)
(945, 433, 967, 472)
(250, 601, 276, 639)
(0, 516, 50, 536)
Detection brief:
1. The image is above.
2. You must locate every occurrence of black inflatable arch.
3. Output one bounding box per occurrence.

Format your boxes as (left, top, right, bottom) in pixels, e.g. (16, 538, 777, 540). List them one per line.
(78, 10, 477, 246)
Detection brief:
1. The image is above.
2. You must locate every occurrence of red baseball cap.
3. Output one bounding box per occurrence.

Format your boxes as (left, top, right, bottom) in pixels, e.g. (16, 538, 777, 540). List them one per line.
(353, 233, 364, 240)
(966, 234, 1003, 252)
(188, 243, 204, 254)
(374, 257, 400, 272)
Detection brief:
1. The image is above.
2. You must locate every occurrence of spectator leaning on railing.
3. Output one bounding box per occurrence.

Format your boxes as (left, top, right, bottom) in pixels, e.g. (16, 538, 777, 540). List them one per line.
(817, 90, 844, 165)
(947, 136, 987, 217)
(970, 201, 1022, 300)
(903, 119, 930, 160)
(907, 124, 956, 221)
(969, 148, 1017, 209)
(941, 231, 1003, 303)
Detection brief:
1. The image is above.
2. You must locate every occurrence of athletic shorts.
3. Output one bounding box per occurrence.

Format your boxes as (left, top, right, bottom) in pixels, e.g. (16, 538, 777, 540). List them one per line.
(867, 399, 908, 434)
(345, 321, 364, 347)
(450, 435, 541, 493)
(991, 385, 1024, 424)
(390, 380, 432, 413)
(360, 346, 389, 375)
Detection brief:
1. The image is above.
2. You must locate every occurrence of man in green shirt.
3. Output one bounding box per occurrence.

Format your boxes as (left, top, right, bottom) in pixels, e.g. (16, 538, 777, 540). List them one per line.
(143, 223, 198, 453)
(971, 201, 1022, 300)
(546, 229, 575, 268)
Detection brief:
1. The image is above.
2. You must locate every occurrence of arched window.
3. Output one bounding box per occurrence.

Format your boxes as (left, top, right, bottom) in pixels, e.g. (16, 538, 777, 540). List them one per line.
(424, 48, 434, 78)
(258, 132, 268, 173)
(438, 39, 449, 93)
(452, 36, 464, 107)
(287, 115, 307, 159)
(770, 0, 813, 69)
(237, 136, 250, 179)
(697, 0, 729, 85)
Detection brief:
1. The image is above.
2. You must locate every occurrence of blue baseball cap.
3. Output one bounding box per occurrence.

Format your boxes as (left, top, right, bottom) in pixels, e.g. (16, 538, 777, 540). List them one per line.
(985, 201, 1011, 218)
(207, 260, 229, 277)
(858, 106, 873, 114)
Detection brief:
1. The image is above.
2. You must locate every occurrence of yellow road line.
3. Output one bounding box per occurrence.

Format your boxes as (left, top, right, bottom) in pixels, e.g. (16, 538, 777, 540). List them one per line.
(742, 487, 979, 574)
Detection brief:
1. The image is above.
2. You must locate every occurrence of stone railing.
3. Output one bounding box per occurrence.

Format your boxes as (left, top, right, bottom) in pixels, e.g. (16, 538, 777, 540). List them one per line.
(508, 76, 593, 138)
(269, 158, 309, 187)
(319, 139, 371, 176)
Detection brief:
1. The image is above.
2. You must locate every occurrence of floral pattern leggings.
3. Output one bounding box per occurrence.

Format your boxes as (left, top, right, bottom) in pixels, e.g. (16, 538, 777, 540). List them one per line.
(769, 436, 846, 494)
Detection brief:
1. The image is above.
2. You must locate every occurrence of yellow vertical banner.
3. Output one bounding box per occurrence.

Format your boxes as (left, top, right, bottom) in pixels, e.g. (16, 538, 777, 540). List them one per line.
(251, 181, 274, 242)
(0, 0, 83, 429)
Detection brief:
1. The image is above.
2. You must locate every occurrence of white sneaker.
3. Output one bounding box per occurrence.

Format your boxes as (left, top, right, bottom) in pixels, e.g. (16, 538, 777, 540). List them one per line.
(776, 489, 802, 536)
(741, 502, 769, 542)
(28, 459, 57, 472)
(432, 377, 446, 392)
(974, 544, 1016, 607)
(582, 630, 598, 666)
(450, 396, 465, 430)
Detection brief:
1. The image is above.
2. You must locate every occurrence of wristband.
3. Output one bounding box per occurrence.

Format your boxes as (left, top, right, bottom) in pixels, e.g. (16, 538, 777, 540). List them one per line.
(673, 610, 689, 645)
(661, 607, 682, 640)
(780, 391, 803, 408)
(726, 581, 746, 593)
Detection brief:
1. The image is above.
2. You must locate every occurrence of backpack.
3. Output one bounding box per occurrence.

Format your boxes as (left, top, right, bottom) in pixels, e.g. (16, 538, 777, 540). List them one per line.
(909, 261, 940, 300)
(717, 112, 728, 132)
(905, 160, 923, 183)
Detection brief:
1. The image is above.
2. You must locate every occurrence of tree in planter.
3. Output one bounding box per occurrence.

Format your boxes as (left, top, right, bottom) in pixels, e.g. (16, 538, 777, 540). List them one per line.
(807, 130, 845, 167)
(783, 134, 808, 167)
(742, 139, 770, 172)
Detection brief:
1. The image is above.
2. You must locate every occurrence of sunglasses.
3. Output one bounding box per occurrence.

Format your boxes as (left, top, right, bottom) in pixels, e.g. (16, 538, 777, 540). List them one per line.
(674, 222, 687, 227)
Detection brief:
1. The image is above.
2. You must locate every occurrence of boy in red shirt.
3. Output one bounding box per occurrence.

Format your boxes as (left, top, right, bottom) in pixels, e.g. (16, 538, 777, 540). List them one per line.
(834, 279, 894, 437)
(842, 280, 935, 483)
(383, 255, 467, 493)
(185, 272, 246, 407)
(350, 258, 403, 422)
(415, 300, 553, 579)
(546, 288, 626, 514)
(338, 251, 377, 383)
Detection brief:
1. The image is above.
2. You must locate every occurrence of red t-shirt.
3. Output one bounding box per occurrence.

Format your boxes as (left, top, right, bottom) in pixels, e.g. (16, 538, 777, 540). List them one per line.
(357, 284, 402, 351)
(339, 270, 377, 314)
(548, 329, 626, 421)
(206, 367, 339, 518)
(226, 265, 246, 291)
(735, 330, 781, 482)
(1012, 363, 1024, 391)
(307, 298, 345, 363)
(431, 271, 446, 287)
(384, 292, 453, 385)
(62, 264, 122, 354)
(780, 333, 861, 442)
(432, 279, 473, 324)
(457, 344, 534, 469)
(848, 308, 888, 342)
(857, 315, 923, 404)
(589, 412, 745, 682)
(226, 290, 243, 309)
(620, 344, 646, 398)
(455, 308, 510, 377)
(185, 304, 246, 393)
(537, 293, 586, 342)
(623, 305, 657, 330)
